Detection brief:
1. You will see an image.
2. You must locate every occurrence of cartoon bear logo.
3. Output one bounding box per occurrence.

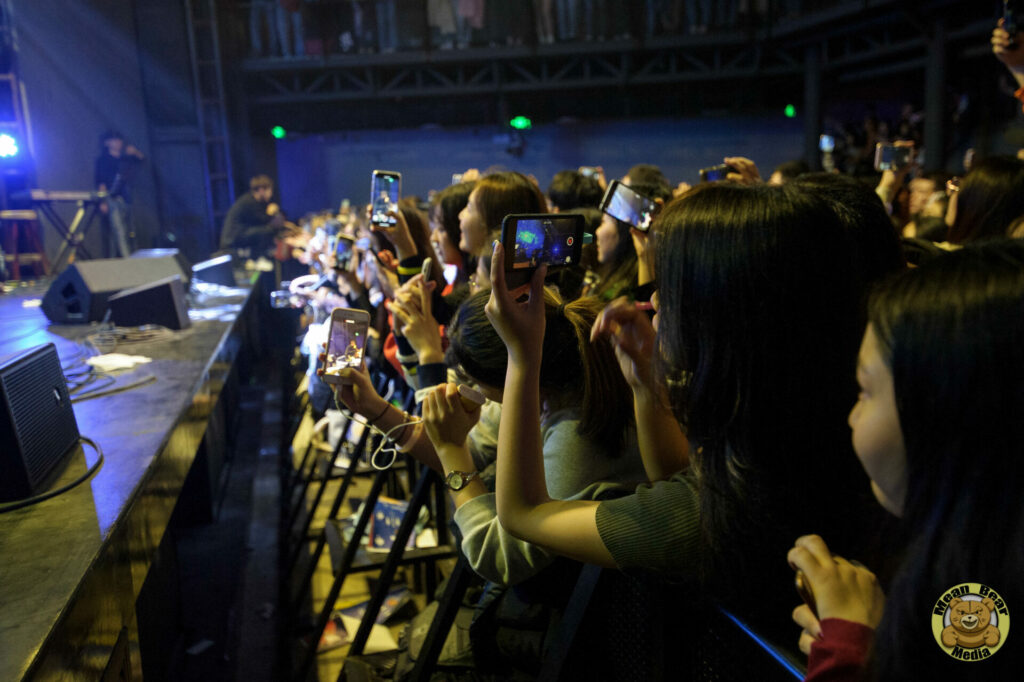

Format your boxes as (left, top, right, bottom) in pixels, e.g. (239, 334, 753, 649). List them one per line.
(941, 597, 1000, 649)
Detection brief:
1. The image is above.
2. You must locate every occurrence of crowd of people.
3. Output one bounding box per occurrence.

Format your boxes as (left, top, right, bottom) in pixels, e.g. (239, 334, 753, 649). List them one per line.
(247, 0, 819, 57)
(224, 20, 1024, 680)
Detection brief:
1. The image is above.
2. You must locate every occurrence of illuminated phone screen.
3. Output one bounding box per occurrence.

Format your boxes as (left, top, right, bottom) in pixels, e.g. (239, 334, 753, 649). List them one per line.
(371, 172, 401, 226)
(601, 181, 657, 231)
(510, 217, 579, 270)
(324, 313, 368, 376)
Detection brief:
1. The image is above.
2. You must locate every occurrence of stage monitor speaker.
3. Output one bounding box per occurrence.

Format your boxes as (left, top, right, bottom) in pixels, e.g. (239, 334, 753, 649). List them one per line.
(131, 248, 191, 286)
(41, 256, 184, 324)
(0, 343, 80, 502)
(108, 274, 190, 330)
(191, 254, 235, 287)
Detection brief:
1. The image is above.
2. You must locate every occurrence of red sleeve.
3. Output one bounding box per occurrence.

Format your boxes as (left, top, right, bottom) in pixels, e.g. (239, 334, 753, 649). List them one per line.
(804, 618, 874, 682)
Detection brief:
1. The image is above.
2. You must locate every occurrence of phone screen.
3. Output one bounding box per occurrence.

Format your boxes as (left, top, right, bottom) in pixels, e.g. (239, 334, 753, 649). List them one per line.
(819, 134, 835, 153)
(506, 215, 582, 271)
(324, 310, 369, 381)
(600, 180, 658, 232)
(335, 235, 354, 269)
(700, 164, 730, 182)
(874, 144, 913, 172)
(371, 171, 401, 227)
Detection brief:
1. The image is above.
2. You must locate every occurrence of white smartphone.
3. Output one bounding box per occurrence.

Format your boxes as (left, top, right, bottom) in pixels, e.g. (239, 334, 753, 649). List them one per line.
(421, 256, 433, 283)
(322, 307, 371, 385)
(457, 383, 486, 410)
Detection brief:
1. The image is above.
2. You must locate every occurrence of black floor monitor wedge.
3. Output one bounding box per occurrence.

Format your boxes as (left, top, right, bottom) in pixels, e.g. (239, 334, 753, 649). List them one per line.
(108, 274, 191, 330)
(0, 344, 80, 502)
(191, 254, 235, 288)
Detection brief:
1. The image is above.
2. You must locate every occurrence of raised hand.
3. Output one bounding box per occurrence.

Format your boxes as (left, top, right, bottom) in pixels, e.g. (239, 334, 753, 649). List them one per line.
(421, 382, 482, 451)
(484, 242, 547, 366)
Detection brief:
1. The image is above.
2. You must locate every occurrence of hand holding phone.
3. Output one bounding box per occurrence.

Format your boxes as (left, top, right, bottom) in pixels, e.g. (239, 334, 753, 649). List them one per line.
(599, 180, 659, 232)
(322, 308, 371, 385)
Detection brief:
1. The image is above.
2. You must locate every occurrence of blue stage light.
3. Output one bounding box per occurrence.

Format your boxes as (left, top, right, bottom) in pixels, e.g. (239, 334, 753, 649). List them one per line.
(0, 133, 18, 158)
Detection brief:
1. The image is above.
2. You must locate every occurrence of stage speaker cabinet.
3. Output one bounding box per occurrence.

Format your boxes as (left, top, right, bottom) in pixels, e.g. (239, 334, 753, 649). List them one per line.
(41, 256, 185, 324)
(108, 274, 190, 330)
(191, 254, 235, 288)
(0, 343, 80, 502)
(131, 248, 191, 287)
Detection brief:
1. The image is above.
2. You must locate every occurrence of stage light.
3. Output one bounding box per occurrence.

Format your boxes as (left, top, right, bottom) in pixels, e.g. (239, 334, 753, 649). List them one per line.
(271, 126, 287, 139)
(784, 104, 796, 118)
(509, 116, 532, 130)
(0, 133, 18, 158)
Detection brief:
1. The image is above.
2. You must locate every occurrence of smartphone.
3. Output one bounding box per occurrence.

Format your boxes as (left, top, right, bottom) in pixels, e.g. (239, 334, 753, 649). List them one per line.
(874, 143, 914, 172)
(699, 163, 733, 182)
(501, 213, 585, 288)
(370, 170, 401, 227)
(598, 180, 659, 232)
(819, 134, 836, 153)
(421, 256, 433, 283)
(794, 570, 818, 618)
(579, 166, 600, 178)
(322, 308, 371, 385)
(335, 234, 355, 270)
(1007, 1, 1020, 46)
(451, 173, 464, 185)
(458, 384, 486, 411)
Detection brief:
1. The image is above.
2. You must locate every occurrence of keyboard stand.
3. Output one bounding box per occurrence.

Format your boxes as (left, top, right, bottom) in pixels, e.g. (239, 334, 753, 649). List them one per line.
(39, 196, 105, 273)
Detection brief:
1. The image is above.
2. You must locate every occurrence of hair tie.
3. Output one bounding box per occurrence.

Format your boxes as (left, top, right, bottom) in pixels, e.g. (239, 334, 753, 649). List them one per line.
(557, 302, 568, 317)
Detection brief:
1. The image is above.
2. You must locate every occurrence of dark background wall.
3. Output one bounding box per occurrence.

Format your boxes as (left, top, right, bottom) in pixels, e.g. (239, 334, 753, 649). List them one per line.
(12, 0, 159, 262)
(275, 115, 805, 214)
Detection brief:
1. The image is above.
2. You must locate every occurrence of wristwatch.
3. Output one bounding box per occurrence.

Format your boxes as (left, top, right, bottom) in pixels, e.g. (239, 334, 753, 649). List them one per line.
(445, 470, 479, 491)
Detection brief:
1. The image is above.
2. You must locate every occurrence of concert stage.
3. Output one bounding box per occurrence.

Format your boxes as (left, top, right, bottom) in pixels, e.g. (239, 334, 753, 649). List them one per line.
(0, 278, 257, 680)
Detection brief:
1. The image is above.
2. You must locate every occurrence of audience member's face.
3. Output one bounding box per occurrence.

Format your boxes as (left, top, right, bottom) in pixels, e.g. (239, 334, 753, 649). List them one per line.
(595, 214, 619, 264)
(430, 208, 462, 266)
(848, 325, 907, 517)
(908, 178, 937, 216)
(458, 189, 489, 255)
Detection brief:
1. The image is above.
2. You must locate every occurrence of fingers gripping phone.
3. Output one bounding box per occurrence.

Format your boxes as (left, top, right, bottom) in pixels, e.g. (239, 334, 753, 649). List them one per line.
(501, 213, 585, 288)
(322, 308, 371, 385)
(599, 180, 659, 232)
(370, 170, 401, 228)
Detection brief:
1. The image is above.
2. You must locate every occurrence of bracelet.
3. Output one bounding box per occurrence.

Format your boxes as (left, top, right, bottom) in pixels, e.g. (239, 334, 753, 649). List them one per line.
(368, 402, 391, 425)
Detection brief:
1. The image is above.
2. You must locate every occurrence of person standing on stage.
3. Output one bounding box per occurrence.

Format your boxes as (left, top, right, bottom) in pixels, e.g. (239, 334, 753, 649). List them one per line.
(219, 174, 288, 253)
(95, 130, 145, 257)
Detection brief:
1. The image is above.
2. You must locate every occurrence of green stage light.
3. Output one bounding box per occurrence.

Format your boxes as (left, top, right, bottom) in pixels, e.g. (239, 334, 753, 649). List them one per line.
(271, 125, 287, 139)
(784, 104, 796, 118)
(510, 116, 532, 130)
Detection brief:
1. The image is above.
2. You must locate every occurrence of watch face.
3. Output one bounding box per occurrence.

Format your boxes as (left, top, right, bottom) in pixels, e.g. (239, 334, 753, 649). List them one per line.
(446, 471, 472, 490)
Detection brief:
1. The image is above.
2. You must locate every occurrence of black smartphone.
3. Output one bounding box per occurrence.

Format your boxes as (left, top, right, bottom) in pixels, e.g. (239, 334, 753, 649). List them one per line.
(599, 179, 659, 232)
(322, 308, 371, 385)
(1007, 1, 1020, 46)
(874, 143, 914, 172)
(370, 170, 401, 227)
(335, 234, 355, 270)
(501, 213, 585, 288)
(699, 163, 733, 182)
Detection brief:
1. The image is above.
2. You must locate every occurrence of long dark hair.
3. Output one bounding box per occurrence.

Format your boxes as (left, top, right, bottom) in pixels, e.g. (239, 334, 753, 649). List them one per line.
(474, 171, 548, 238)
(948, 155, 1024, 244)
(653, 183, 890, 622)
(868, 240, 1024, 678)
(446, 289, 632, 456)
(592, 215, 639, 301)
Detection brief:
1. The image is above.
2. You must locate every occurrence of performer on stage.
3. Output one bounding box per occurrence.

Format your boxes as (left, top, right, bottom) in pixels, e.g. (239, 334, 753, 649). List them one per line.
(220, 174, 297, 253)
(95, 130, 145, 257)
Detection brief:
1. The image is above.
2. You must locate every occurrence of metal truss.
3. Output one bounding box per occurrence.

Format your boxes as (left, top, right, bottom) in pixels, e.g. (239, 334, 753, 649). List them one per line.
(238, 0, 992, 107)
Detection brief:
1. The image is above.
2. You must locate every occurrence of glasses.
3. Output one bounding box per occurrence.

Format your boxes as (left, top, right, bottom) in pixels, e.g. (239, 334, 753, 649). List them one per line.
(946, 177, 961, 196)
